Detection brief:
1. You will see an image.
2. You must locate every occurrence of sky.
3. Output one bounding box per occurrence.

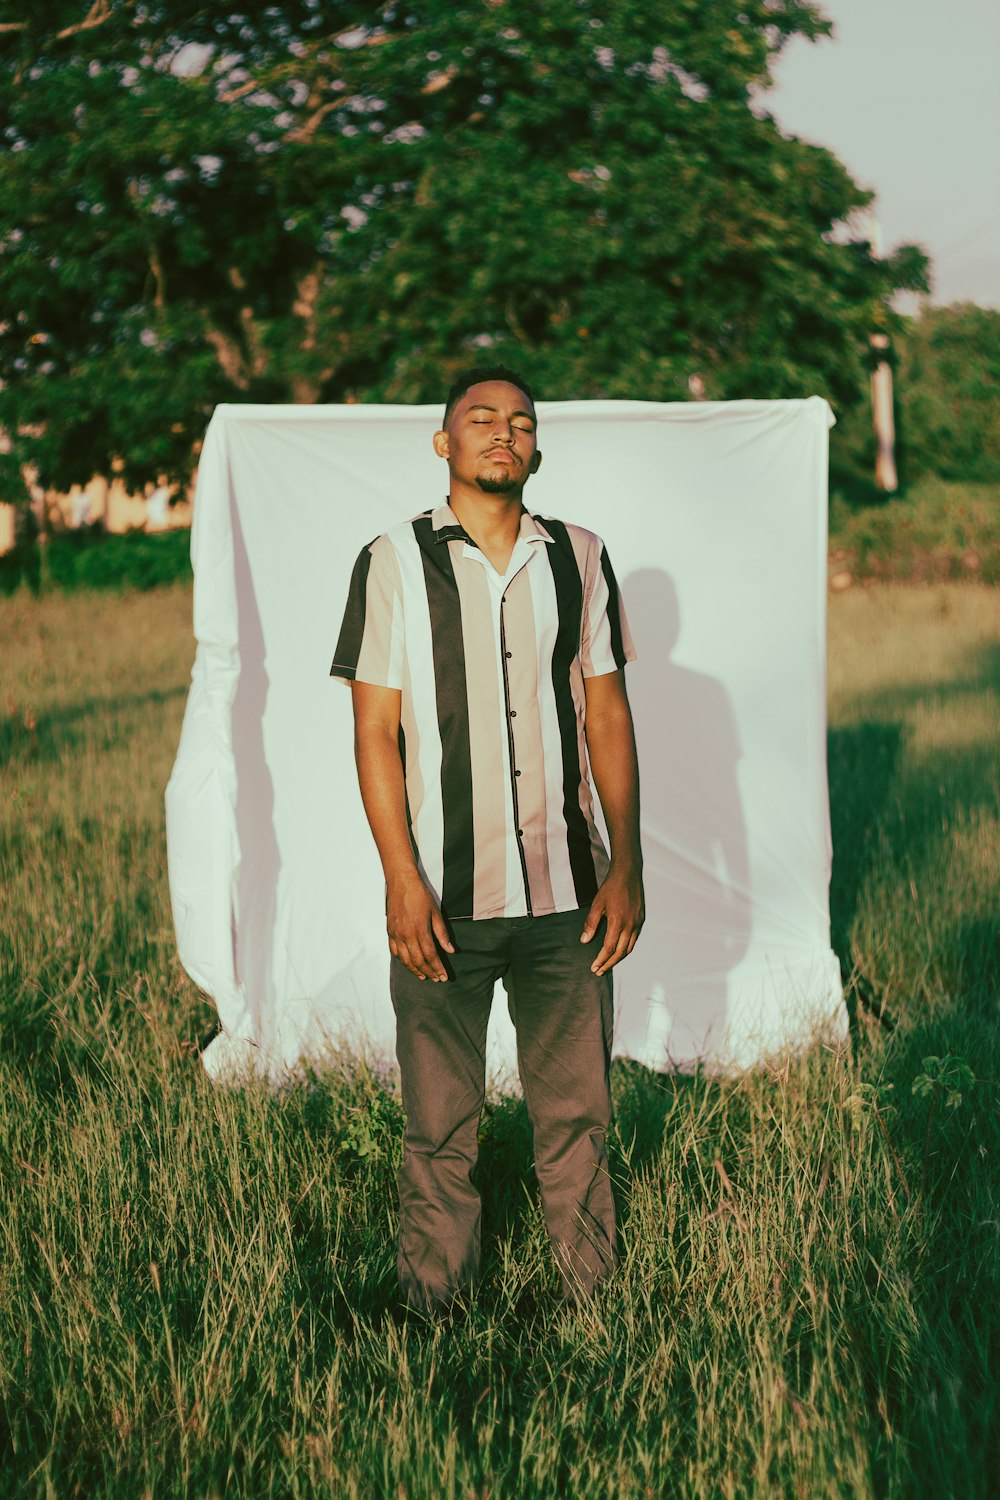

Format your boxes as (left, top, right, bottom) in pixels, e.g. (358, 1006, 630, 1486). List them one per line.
(749, 0, 1000, 312)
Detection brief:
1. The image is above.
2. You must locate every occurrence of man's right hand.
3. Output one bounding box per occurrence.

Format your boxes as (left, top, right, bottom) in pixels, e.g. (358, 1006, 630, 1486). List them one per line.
(387, 871, 455, 982)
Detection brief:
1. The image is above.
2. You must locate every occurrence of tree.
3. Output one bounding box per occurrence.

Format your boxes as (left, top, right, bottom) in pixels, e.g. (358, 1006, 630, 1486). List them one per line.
(0, 0, 929, 514)
(893, 302, 1000, 485)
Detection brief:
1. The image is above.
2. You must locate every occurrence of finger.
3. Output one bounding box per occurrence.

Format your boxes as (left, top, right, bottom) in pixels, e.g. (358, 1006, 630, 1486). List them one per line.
(388, 936, 399, 959)
(590, 922, 621, 973)
(430, 908, 455, 953)
(595, 921, 631, 972)
(626, 931, 638, 956)
(413, 926, 448, 982)
(595, 927, 631, 975)
(580, 901, 606, 943)
(396, 939, 427, 981)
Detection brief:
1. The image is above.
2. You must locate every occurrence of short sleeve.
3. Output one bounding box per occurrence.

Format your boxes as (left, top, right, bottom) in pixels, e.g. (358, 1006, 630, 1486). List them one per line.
(329, 534, 404, 689)
(580, 537, 637, 678)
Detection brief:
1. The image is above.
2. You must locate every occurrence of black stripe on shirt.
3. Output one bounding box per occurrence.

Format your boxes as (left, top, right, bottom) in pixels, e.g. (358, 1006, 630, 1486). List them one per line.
(541, 518, 599, 908)
(412, 515, 476, 918)
(599, 543, 628, 669)
(330, 538, 376, 678)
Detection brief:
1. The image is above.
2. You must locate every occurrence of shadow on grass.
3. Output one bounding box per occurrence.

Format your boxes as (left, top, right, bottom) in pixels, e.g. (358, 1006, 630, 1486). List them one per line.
(477, 1091, 537, 1246)
(855, 636, 1000, 722)
(847, 1004, 999, 1486)
(0, 686, 188, 768)
(827, 628, 999, 1040)
(827, 719, 906, 1016)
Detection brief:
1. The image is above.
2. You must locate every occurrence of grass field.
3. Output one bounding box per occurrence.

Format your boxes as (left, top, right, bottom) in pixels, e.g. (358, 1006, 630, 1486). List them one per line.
(1, 581, 998, 1498)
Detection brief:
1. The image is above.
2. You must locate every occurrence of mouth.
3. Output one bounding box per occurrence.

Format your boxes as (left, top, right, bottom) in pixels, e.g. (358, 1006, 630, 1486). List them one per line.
(485, 450, 517, 464)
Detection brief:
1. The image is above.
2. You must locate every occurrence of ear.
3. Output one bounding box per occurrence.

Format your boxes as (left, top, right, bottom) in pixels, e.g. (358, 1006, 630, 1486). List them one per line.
(531, 449, 542, 474)
(432, 429, 449, 459)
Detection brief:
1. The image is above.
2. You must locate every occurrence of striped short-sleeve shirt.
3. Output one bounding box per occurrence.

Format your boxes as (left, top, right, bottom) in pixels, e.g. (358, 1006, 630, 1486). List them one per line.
(330, 500, 636, 921)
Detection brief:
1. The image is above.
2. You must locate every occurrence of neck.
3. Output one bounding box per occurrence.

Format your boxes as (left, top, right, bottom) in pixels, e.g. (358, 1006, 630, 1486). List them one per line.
(448, 485, 525, 546)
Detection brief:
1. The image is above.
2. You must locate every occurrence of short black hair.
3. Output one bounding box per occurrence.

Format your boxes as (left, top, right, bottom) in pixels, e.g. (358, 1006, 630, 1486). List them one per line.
(442, 364, 537, 429)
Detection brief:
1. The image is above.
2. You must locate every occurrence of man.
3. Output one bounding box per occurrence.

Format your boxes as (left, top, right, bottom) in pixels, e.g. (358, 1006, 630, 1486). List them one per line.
(330, 365, 644, 1314)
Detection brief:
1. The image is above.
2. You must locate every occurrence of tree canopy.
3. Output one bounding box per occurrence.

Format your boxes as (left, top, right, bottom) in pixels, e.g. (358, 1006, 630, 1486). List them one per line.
(894, 303, 1000, 486)
(0, 0, 929, 498)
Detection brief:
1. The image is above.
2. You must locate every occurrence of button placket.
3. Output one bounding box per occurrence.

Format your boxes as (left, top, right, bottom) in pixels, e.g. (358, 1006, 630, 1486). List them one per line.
(499, 588, 531, 912)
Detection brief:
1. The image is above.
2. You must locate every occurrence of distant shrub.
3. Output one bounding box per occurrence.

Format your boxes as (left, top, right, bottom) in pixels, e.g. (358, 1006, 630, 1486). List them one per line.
(0, 527, 193, 596)
(829, 478, 1000, 584)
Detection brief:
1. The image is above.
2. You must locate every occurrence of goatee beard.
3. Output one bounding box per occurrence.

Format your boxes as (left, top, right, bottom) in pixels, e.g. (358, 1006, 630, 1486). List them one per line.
(477, 473, 519, 494)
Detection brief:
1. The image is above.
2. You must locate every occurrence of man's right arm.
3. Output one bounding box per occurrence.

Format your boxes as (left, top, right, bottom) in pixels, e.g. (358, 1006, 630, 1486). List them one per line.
(350, 680, 454, 982)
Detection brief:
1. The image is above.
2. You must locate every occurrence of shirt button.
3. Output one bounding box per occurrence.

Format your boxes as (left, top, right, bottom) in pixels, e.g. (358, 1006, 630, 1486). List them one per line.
(514, 769, 521, 777)
(505, 651, 512, 659)
(510, 709, 517, 717)
(517, 829, 524, 838)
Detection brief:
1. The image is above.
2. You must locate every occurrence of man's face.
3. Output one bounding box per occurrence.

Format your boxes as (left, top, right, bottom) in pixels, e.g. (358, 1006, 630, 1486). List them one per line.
(434, 380, 541, 495)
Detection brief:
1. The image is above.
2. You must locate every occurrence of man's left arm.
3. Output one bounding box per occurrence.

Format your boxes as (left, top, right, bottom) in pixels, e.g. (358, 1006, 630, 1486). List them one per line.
(581, 667, 644, 975)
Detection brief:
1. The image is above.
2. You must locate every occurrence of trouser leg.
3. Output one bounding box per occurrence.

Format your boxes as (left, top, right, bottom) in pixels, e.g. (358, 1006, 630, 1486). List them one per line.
(389, 917, 508, 1312)
(503, 906, 617, 1301)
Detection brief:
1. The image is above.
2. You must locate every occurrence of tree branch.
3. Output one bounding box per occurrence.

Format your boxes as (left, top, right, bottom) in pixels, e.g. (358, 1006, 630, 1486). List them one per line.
(291, 263, 322, 348)
(218, 77, 262, 104)
(55, 0, 114, 42)
(0, 3, 120, 44)
(147, 245, 165, 315)
(203, 324, 249, 388)
(282, 95, 356, 143)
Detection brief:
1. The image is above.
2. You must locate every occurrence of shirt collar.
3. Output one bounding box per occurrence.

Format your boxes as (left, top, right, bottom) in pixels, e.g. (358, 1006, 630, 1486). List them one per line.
(431, 500, 555, 546)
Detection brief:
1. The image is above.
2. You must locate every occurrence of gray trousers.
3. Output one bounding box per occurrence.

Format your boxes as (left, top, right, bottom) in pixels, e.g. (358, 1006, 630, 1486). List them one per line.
(389, 904, 617, 1312)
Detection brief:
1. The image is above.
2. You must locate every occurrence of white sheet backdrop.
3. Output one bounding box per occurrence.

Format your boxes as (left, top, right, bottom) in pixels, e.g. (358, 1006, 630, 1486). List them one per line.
(164, 398, 847, 1088)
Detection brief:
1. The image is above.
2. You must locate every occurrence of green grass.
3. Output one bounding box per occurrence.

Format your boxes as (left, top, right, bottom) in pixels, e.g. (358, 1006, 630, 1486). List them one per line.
(1, 581, 998, 1498)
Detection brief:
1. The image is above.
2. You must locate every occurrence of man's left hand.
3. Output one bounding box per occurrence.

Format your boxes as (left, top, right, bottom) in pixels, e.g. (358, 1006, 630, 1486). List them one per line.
(581, 862, 645, 975)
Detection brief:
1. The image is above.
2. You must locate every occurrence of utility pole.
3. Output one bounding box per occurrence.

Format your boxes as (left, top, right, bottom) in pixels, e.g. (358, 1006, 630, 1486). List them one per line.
(866, 212, 898, 492)
(870, 333, 897, 491)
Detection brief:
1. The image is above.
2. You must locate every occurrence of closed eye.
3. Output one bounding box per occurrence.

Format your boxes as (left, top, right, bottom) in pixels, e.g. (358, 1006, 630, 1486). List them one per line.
(472, 419, 534, 432)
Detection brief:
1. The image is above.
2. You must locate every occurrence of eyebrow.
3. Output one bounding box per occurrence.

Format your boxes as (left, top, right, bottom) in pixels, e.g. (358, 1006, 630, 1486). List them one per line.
(467, 403, 536, 423)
